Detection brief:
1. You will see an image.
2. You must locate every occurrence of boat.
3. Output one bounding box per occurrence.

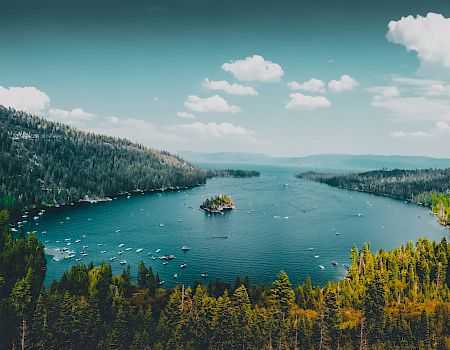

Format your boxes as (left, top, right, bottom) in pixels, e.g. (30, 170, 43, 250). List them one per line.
(81, 234, 86, 239)
(52, 257, 60, 262)
(308, 247, 314, 251)
(98, 243, 103, 247)
(336, 232, 340, 235)
(76, 258, 82, 262)
(163, 262, 168, 265)
(181, 246, 190, 251)
(66, 254, 75, 259)
(120, 260, 127, 265)
(56, 240, 60, 243)
(136, 248, 143, 253)
(155, 248, 161, 253)
(66, 242, 72, 246)
(151, 256, 156, 260)
(125, 247, 132, 251)
(33, 216, 39, 220)
(180, 263, 187, 268)
(115, 229, 121, 233)
(159, 224, 164, 227)
(110, 256, 117, 261)
(75, 239, 81, 243)
(118, 250, 124, 255)
(319, 265, 325, 269)
(44, 240, 49, 243)
(65, 238, 71, 241)
(118, 243, 125, 248)
(173, 273, 178, 279)
(83, 245, 88, 249)
(201, 273, 208, 278)
(314, 255, 319, 259)
(332, 260, 338, 266)
(158, 281, 165, 285)
(357, 213, 362, 217)
(100, 250, 106, 254)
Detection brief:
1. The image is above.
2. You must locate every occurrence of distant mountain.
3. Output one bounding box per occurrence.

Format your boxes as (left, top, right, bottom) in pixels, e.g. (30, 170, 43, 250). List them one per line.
(179, 151, 450, 171)
(0, 107, 208, 215)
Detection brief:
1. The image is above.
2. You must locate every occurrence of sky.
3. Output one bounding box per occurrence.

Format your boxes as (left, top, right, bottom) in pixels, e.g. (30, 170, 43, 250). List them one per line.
(1, 0, 450, 157)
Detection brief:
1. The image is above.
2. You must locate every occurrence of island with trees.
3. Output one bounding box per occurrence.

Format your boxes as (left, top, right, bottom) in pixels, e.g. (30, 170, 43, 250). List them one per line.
(200, 194, 235, 213)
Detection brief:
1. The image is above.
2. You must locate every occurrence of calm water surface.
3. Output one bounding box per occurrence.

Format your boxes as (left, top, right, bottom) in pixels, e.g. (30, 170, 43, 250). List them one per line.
(22, 165, 448, 287)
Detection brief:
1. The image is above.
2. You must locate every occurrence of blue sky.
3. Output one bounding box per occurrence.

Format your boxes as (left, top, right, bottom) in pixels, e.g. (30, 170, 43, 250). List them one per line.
(1, 0, 450, 157)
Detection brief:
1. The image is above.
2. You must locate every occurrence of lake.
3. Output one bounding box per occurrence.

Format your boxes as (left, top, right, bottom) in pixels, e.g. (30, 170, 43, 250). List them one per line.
(21, 164, 449, 288)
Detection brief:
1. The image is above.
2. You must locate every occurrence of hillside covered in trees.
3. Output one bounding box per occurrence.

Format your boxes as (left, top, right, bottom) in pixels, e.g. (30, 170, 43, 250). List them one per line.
(1, 107, 258, 218)
(298, 168, 450, 207)
(1, 202, 450, 349)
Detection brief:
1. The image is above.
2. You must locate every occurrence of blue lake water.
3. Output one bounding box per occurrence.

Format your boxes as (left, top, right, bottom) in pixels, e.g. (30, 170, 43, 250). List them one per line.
(22, 165, 449, 288)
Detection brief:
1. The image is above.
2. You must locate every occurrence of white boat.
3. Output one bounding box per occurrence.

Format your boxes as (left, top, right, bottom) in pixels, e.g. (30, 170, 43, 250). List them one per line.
(173, 273, 178, 279)
(75, 239, 81, 243)
(336, 232, 340, 235)
(120, 260, 127, 265)
(314, 255, 319, 259)
(201, 273, 208, 278)
(100, 250, 106, 254)
(181, 246, 190, 251)
(125, 247, 132, 251)
(308, 247, 314, 251)
(163, 262, 168, 265)
(155, 248, 161, 253)
(357, 213, 362, 217)
(118, 251, 124, 255)
(56, 240, 60, 243)
(110, 256, 117, 261)
(136, 248, 143, 253)
(180, 263, 187, 268)
(66, 242, 72, 246)
(44, 240, 49, 243)
(159, 224, 164, 227)
(118, 243, 125, 248)
(151, 256, 156, 260)
(319, 265, 325, 269)
(76, 258, 82, 262)
(115, 229, 121, 233)
(52, 257, 60, 262)
(158, 281, 165, 285)
(11, 228, 18, 232)
(33, 216, 39, 220)
(98, 243, 103, 247)
(83, 245, 88, 248)
(65, 238, 71, 241)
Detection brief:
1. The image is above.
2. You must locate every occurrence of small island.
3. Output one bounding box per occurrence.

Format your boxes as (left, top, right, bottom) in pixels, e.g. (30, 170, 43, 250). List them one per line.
(200, 194, 235, 213)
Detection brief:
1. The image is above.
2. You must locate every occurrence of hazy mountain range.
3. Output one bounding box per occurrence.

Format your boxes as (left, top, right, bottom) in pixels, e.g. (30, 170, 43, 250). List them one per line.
(179, 151, 450, 171)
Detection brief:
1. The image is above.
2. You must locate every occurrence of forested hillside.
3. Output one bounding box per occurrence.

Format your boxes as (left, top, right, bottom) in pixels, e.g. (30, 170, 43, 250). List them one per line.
(298, 169, 450, 206)
(0, 106, 208, 216)
(1, 203, 450, 349)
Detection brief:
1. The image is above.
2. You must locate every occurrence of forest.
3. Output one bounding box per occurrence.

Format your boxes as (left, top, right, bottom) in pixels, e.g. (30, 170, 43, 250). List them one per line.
(1, 202, 450, 349)
(298, 168, 450, 207)
(0, 107, 258, 219)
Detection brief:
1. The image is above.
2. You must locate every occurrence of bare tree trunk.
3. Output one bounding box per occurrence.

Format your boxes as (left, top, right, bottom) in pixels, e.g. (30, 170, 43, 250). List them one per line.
(19, 318, 28, 350)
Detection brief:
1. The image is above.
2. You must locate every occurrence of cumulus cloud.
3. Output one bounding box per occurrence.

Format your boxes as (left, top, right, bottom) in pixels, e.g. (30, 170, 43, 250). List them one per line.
(48, 108, 95, 126)
(202, 78, 258, 96)
(387, 13, 450, 69)
(389, 130, 431, 138)
(176, 111, 196, 119)
(0, 86, 50, 114)
(366, 86, 400, 98)
(287, 78, 326, 93)
(170, 121, 258, 142)
(434, 120, 450, 133)
(285, 93, 331, 110)
(184, 95, 241, 113)
(328, 75, 359, 93)
(221, 55, 284, 82)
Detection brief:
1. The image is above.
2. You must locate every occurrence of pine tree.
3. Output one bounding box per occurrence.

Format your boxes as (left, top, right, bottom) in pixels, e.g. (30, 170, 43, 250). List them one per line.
(364, 271, 386, 344)
(137, 261, 148, 289)
(212, 290, 235, 350)
(324, 286, 342, 349)
(233, 285, 252, 349)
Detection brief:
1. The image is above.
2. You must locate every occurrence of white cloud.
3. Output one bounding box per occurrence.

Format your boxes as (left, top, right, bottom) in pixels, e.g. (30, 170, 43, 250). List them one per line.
(435, 120, 450, 133)
(366, 86, 400, 98)
(389, 130, 431, 138)
(170, 121, 257, 141)
(371, 96, 450, 121)
(48, 107, 95, 126)
(107, 116, 120, 124)
(0, 86, 50, 114)
(153, 96, 159, 102)
(221, 55, 284, 82)
(287, 78, 326, 93)
(176, 111, 196, 119)
(285, 93, 331, 110)
(202, 78, 258, 96)
(328, 75, 359, 93)
(184, 95, 241, 113)
(387, 13, 450, 69)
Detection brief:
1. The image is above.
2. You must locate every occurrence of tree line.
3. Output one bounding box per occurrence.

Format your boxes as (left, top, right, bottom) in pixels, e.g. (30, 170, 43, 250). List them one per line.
(298, 169, 450, 207)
